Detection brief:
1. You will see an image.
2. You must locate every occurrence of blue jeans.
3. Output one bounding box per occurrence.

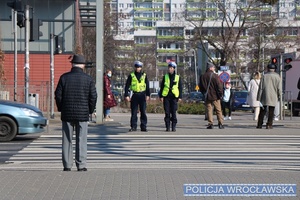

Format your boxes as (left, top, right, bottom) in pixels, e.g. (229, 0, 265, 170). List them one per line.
(104, 108, 110, 117)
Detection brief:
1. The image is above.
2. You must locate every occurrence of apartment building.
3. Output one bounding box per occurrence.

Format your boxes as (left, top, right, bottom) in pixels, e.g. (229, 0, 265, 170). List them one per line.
(108, 0, 300, 91)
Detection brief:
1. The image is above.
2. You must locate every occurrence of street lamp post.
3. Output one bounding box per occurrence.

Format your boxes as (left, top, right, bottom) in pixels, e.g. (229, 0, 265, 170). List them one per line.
(188, 49, 198, 89)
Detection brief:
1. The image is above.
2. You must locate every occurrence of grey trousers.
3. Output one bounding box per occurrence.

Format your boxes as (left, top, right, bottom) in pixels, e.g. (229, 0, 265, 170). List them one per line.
(62, 121, 88, 169)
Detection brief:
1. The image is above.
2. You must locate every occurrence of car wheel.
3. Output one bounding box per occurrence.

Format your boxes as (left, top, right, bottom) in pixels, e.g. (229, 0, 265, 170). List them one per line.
(0, 116, 18, 142)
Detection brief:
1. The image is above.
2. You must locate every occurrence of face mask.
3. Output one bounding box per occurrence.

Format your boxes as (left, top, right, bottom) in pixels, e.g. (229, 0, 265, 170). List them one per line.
(107, 73, 112, 77)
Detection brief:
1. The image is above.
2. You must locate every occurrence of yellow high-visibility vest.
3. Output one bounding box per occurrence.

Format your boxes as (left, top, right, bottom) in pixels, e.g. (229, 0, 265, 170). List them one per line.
(162, 74, 179, 97)
(130, 72, 146, 92)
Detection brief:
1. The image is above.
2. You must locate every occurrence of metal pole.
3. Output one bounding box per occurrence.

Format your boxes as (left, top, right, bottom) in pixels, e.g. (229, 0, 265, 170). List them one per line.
(279, 54, 283, 120)
(50, 34, 55, 119)
(13, 9, 18, 101)
(96, 0, 104, 124)
(24, 5, 30, 104)
(193, 49, 198, 87)
(262, 47, 265, 72)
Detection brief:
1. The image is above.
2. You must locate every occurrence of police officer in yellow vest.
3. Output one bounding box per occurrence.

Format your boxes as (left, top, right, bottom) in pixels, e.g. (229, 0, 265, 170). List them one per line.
(124, 61, 150, 132)
(159, 62, 182, 132)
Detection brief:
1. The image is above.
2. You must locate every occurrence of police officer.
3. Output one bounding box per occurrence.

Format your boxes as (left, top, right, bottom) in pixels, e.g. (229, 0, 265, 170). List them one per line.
(159, 62, 182, 132)
(124, 61, 150, 132)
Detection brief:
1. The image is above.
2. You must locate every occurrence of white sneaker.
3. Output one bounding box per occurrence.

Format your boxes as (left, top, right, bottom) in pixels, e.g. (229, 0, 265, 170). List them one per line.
(104, 117, 114, 121)
(228, 116, 232, 120)
(274, 117, 279, 121)
(224, 116, 228, 120)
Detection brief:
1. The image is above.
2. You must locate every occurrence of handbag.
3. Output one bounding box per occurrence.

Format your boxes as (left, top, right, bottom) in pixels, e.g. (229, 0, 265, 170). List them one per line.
(257, 76, 264, 102)
(204, 72, 213, 101)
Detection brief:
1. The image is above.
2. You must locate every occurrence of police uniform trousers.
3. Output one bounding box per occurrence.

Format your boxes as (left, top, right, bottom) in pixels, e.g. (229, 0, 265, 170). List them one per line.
(163, 96, 178, 129)
(62, 121, 88, 169)
(130, 92, 147, 130)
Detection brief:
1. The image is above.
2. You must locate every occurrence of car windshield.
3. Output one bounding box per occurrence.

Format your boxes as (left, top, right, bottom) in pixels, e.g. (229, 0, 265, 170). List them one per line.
(189, 92, 203, 99)
(234, 92, 247, 98)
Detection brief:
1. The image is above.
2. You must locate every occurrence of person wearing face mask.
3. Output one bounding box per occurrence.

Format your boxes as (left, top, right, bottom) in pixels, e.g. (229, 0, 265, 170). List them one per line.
(159, 62, 182, 132)
(103, 69, 117, 121)
(124, 61, 150, 132)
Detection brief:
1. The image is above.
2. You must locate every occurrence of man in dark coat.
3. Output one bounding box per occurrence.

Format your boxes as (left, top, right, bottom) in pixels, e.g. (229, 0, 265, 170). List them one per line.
(257, 64, 281, 129)
(200, 62, 224, 129)
(55, 54, 97, 172)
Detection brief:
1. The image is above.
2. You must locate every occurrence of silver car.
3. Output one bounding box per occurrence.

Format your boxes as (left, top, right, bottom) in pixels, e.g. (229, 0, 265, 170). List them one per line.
(0, 100, 48, 142)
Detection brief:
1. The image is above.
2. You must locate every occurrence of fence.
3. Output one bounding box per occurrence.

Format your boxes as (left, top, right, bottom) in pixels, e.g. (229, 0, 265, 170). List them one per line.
(0, 81, 50, 113)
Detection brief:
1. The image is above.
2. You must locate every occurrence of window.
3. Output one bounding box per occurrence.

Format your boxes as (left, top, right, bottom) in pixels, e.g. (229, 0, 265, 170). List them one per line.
(279, 12, 287, 18)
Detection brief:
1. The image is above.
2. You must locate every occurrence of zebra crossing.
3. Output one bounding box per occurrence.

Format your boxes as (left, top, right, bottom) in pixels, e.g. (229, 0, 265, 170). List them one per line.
(3, 129, 300, 171)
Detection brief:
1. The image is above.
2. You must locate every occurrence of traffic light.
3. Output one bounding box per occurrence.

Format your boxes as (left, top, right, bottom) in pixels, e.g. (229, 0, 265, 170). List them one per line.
(271, 57, 278, 65)
(7, 0, 25, 28)
(16, 12, 25, 28)
(30, 18, 43, 41)
(284, 58, 293, 71)
(55, 36, 64, 54)
(7, 0, 23, 11)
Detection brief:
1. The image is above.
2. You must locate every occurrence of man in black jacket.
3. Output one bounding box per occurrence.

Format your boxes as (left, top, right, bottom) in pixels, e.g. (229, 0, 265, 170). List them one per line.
(55, 54, 97, 172)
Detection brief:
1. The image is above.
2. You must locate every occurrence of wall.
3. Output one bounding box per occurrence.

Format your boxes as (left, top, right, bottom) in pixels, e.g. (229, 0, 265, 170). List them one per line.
(0, 0, 75, 53)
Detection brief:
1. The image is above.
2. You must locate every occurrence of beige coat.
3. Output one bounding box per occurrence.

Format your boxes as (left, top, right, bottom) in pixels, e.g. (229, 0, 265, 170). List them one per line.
(257, 72, 282, 107)
(247, 79, 260, 107)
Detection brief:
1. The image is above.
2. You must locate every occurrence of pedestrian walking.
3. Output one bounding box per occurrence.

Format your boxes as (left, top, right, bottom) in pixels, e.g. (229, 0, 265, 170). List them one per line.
(124, 61, 150, 132)
(221, 82, 233, 120)
(159, 62, 182, 132)
(200, 62, 224, 129)
(247, 71, 261, 121)
(55, 54, 97, 172)
(103, 69, 117, 121)
(257, 64, 282, 129)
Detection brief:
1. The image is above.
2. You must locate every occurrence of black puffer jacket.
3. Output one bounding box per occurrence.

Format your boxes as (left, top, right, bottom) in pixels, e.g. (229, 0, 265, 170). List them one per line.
(55, 67, 97, 122)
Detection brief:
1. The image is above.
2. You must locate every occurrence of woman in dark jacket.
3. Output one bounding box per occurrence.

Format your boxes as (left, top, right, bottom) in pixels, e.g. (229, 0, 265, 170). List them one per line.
(103, 70, 117, 121)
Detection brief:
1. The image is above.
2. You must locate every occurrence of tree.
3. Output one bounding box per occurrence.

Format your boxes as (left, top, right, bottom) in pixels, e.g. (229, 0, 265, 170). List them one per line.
(81, 0, 118, 80)
(183, 0, 284, 74)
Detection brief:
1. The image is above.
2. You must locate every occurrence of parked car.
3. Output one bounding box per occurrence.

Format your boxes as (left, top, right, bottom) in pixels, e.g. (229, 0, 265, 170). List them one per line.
(150, 93, 159, 100)
(231, 90, 252, 111)
(112, 90, 122, 103)
(0, 100, 48, 142)
(185, 92, 205, 103)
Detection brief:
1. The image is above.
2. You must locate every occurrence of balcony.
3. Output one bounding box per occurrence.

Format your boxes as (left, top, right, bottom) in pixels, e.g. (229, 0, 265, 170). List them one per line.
(157, 36, 184, 40)
(157, 49, 185, 54)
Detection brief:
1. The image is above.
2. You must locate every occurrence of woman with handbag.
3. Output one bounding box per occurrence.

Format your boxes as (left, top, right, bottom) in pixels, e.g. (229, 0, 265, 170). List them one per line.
(247, 71, 261, 121)
(103, 70, 117, 121)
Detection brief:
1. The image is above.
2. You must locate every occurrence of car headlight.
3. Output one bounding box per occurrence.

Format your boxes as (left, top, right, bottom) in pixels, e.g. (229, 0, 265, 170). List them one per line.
(21, 108, 39, 117)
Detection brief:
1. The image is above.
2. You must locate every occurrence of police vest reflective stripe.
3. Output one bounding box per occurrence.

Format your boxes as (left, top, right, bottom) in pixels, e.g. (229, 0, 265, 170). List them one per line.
(162, 74, 180, 97)
(130, 72, 146, 92)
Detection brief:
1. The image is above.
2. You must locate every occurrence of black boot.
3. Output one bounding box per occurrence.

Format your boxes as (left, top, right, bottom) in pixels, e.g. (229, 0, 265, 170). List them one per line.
(166, 124, 170, 132)
(171, 123, 176, 132)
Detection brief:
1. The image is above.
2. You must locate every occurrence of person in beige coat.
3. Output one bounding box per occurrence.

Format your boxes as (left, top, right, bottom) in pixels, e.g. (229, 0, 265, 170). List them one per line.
(247, 71, 261, 120)
(257, 64, 282, 129)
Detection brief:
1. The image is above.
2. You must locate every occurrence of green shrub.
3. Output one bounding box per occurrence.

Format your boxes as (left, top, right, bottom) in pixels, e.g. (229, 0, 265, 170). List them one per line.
(121, 100, 206, 115)
(178, 102, 206, 114)
(146, 101, 206, 114)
